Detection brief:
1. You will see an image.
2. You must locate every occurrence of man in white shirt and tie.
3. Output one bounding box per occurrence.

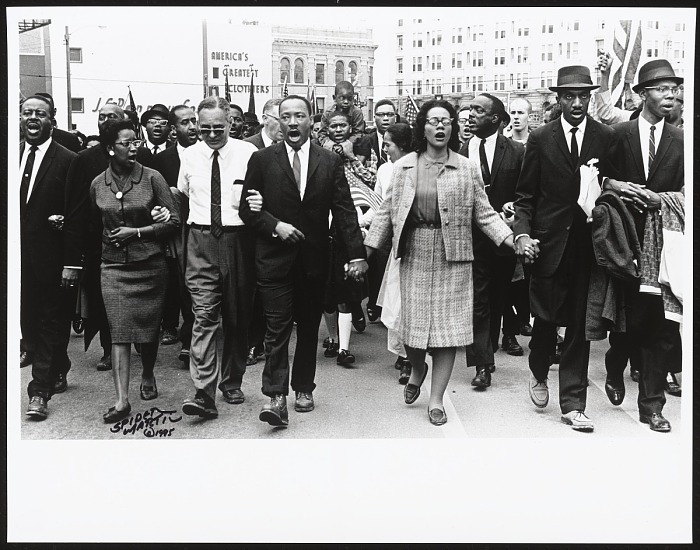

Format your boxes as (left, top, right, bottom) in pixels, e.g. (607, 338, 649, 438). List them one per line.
(140, 103, 172, 156)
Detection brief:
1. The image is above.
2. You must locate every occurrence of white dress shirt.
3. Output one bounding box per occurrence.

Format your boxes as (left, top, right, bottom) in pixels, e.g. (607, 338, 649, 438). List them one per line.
(261, 129, 275, 148)
(467, 130, 498, 171)
(177, 138, 257, 226)
(560, 115, 588, 154)
(284, 140, 310, 199)
(145, 138, 167, 156)
(20, 137, 52, 201)
(637, 115, 664, 178)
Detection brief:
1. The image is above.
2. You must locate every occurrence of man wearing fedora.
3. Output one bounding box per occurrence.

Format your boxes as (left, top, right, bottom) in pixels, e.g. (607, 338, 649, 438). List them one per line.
(599, 59, 684, 432)
(513, 65, 618, 432)
(141, 103, 173, 157)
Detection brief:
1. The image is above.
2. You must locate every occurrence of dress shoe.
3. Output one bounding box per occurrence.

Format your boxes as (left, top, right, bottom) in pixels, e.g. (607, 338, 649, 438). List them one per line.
(428, 408, 447, 426)
(404, 363, 429, 404)
(488, 363, 496, 373)
(630, 368, 640, 383)
(20, 351, 33, 368)
(96, 355, 112, 371)
(665, 373, 681, 397)
(160, 328, 178, 345)
(337, 349, 355, 366)
(26, 396, 48, 420)
(604, 377, 625, 406)
(259, 394, 288, 426)
(53, 373, 68, 394)
(182, 391, 218, 418)
(561, 410, 594, 432)
(178, 348, 190, 366)
(367, 305, 381, 323)
(398, 359, 412, 385)
(528, 375, 549, 408)
(222, 388, 245, 404)
(351, 304, 366, 333)
(394, 356, 404, 370)
(322, 336, 331, 348)
(72, 317, 84, 334)
(324, 340, 339, 358)
(519, 323, 533, 337)
(103, 403, 132, 424)
(639, 412, 671, 432)
(471, 366, 491, 388)
(246, 346, 259, 366)
(294, 391, 314, 412)
(502, 335, 523, 356)
(140, 377, 158, 401)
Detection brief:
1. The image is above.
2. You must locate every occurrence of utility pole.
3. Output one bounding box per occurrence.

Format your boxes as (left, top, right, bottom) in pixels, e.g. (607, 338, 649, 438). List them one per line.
(202, 19, 209, 98)
(64, 26, 72, 129)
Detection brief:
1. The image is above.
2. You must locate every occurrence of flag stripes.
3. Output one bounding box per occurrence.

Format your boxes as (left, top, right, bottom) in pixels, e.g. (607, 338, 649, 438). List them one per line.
(610, 20, 643, 109)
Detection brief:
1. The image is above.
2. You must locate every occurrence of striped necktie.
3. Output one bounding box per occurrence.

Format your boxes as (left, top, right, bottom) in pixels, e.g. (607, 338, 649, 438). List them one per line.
(648, 125, 656, 177)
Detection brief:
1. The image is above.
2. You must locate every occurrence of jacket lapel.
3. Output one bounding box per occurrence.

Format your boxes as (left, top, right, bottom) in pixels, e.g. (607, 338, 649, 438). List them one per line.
(626, 120, 646, 182)
(27, 141, 55, 204)
(274, 143, 300, 193)
(302, 143, 322, 203)
(491, 134, 507, 179)
(577, 117, 596, 168)
(647, 126, 672, 182)
(552, 123, 573, 169)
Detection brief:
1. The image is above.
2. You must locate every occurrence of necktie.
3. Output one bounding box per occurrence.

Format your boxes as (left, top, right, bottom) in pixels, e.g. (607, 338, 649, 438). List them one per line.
(152, 145, 159, 155)
(20, 145, 38, 205)
(479, 138, 491, 191)
(293, 150, 302, 193)
(380, 148, 388, 164)
(648, 125, 656, 177)
(210, 150, 222, 238)
(570, 127, 579, 166)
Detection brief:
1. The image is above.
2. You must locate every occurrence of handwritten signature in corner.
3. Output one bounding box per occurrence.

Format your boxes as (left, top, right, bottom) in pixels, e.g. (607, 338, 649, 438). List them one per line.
(109, 407, 182, 438)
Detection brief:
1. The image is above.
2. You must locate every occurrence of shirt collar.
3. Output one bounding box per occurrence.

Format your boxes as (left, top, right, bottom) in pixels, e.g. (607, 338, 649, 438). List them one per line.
(145, 138, 166, 152)
(176, 142, 187, 156)
(560, 115, 587, 136)
(479, 131, 499, 145)
(208, 138, 233, 160)
(105, 161, 143, 184)
(638, 113, 665, 135)
(284, 139, 310, 157)
(28, 137, 52, 154)
(261, 129, 275, 147)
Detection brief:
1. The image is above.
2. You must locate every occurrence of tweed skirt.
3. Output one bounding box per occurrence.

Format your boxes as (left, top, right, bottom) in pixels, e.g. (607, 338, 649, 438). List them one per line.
(399, 226, 473, 349)
(101, 254, 167, 343)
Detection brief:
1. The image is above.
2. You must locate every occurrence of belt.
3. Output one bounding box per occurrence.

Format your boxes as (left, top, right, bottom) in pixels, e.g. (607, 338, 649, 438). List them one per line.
(189, 223, 248, 233)
(414, 222, 439, 229)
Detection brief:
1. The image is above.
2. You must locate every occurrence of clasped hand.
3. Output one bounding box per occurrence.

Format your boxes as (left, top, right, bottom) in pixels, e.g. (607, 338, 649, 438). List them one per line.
(344, 260, 369, 283)
(109, 226, 138, 246)
(606, 179, 661, 213)
(514, 236, 540, 265)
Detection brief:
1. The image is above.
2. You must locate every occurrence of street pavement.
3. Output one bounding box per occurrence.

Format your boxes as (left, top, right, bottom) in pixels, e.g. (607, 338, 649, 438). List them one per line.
(19, 314, 683, 440)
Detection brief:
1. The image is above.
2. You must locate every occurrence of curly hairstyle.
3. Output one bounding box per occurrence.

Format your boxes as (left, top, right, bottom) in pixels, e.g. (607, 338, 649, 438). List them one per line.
(100, 119, 136, 149)
(412, 99, 461, 154)
(384, 122, 413, 153)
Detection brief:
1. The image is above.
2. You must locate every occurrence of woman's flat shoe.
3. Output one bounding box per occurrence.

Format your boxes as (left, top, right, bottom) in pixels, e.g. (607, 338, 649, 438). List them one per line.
(404, 363, 428, 404)
(140, 378, 158, 401)
(103, 403, 131, 423)
(428, 408, 447, 426)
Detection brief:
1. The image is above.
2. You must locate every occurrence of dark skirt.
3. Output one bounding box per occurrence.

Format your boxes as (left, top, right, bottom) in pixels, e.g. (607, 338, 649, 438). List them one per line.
(101, 254, 167, 343)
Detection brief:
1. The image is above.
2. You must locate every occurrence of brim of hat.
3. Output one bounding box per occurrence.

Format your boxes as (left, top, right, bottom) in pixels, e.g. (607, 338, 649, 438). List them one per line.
(549, 84, 600, 92)
(632, 76, 683, 93)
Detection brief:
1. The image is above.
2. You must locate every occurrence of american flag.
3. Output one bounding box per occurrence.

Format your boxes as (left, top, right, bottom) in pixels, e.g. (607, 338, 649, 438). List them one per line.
(282, 75, 289, 98)
(610, 20, 643, 109)
(127, 85, 143, 139)
(403, 94, 419, 126)
(349, 180, 383, 212)
(224, 66, 231, 103)
(307, 79, 317, 115)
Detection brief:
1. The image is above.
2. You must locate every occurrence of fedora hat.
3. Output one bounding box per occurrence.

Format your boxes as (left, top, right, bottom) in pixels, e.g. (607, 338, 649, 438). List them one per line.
(140, 103, 170, 126)
(632, 59, 683, 93)
(549, 65, 599, 92)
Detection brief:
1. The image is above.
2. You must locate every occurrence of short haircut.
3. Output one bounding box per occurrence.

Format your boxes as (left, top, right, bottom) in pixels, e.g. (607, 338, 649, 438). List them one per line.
(198, 96, 230, 115)
(480, 93, 508, 124)
(34, 92, 56, 113)
(328, 110, 351, 123)
(21, 95, 53, 113)
(279, 95, 313, 116)
(374, 98, 397, 114)
(262, 98, 283, 114)
(229, 104, 244, 117)
(100, 119, 135, 147)
(413, 99, 461, 154)
(335, 81, 354, 95)
(384, 122, 413, 153)
(510, 97, 532, 114)
(169, 105, 194, 126)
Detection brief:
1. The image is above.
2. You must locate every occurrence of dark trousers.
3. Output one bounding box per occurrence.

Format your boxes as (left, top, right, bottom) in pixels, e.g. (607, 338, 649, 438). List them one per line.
(21, 267, 75, 400)
(367, 247, 389, 310)
(466, 236, 516, 368)
(258, 261, 323, 397)
(162, 256, 181, 332)
(247, 290, 266, 350)
(502, 267, 531, 336)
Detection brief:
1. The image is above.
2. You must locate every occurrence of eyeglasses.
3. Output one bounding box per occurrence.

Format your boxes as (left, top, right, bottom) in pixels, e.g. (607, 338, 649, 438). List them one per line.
(200, 127, 227, 135)
(21, 109, 50, 119)
(115, 139, 144, 149)
(147, 118, 169, 127)
(457, 118, 469, 125)
(264, 113, 280, 121)
(375, 112, 396, 118)
(644, 85, 681, 96)
(98, 113, 121, 122)
(426, 117, 453, 127)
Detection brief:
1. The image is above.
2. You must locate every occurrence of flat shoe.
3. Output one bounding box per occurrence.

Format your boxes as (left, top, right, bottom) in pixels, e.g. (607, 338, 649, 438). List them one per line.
(140, 378, 158, 401)
(404, 363, 428, 404)
(428, 408, 447, 426)
(103, 403, 131, 423)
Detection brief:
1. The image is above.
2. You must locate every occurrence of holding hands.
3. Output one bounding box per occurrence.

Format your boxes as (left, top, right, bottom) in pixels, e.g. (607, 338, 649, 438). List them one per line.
(514, 235, 540, 265)
(605, 178, 661, 213)
(344, 260, 369, 283)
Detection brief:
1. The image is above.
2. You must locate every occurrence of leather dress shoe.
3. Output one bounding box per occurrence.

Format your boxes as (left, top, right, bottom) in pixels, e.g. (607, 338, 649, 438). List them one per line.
(639, 412, 671, 432)
(398, 359, 412, 385)
(20, 351, 33, 368)
(222, 388, 245, 404)
(259, 394, 288, 426)
(630, 369, 640, 383)
(528, 375, 549, 408)
(337, 349, 355, 366)
(103, 403, 131, 424)
(246, 347, 259, 366)
(604, 377, 625, 406)
(160, 329, 178, 345)
(53, 373, 68, 394)
(561, 410, 594, 432)
(394, 357, 404, 370)
(404, 363, 429, 404)
(294, 391, 314, 412)
(26, 396, 48, 419)
(352, 314, 366, 333)
(140, 378, 158, 401)
(134, 343, 141, 355)
(502, 335, 523, 356)
(178, 348, 190, 368)
(367, 305, 381, 323)
(324, 340, 339, 357)
(665, 373, 681, 397)
(182, 391, 218, 418)
(520, 323, 533, 337)
(96, 355, 112, 371)
(322, 336, 331, 348)
(428, 408, 447, 426)
(471, 366, 491, 388)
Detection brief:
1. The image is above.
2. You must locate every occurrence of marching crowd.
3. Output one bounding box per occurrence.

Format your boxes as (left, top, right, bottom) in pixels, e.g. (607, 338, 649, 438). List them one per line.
(19, 51, 684, 433)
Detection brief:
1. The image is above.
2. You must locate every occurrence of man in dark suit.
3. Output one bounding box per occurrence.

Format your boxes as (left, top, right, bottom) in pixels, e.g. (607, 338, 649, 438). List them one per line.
(20, 96, 81, 419)
(240, 95, 368, 426)
(140, 103, 173, 156)
(513, 66, 618, 432)
(244, 98, 283, 150)
(460, 93, 524, 388)
(600, 59, 683, 432)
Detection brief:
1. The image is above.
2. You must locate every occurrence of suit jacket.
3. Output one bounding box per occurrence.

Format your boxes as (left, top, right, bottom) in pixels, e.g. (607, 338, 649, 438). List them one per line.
(152, 145, 181, 187)
(513, 116, 618, 278)
(20, 140, 79, 282)
(239, 141, 365, 281)
(364, 151, 512, 261)
(52, 128, 81, 154)
(367, 130, 387, 169)
(243, 132, 266, 150)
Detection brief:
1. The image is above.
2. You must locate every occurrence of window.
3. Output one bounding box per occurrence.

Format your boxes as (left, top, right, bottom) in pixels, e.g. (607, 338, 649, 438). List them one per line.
(501, 30, 506, 38)
(349, 61, 358, 83)
(413, 33, 423, 47)
(69, 47, 82, 63)
(574, 21, 579, 31)
(335, 60, 345, 84)
(451, 77, 456, 93)
(523, 73, 529, 89)
(436, 79, 442, 94)
(71, 97, 84, 113)
(316, 63, 325, 84)
(547, 45, 553, 61)
(457, 29, 462, 43)
(524, 27, 529, 36)
(369, 66, 373, 86)
(541, 45, 545, 61)
(397, 81, 403, 96)
(397, 58, 403, 74)
(549, 25, 554, 33)
(294, 58, 304, 83)
(572, 42, 578, 59)
(457, 77, 462, 92)
(397, 35, 403, 51)
(457, 53, 462, 68)
(566, 42, 570, 59)
(466, 52, 470, 65)
(213, 67, 219, 79)
(436, 55, 441, 70)
(477, 51, 483, 67)
(437, 32, 442, 46)
(452, 53, 456, 68)
(541, 71, 546, 88)
(413, 80, 422, 95)
(280, 58, 290, 83)
(500, 49, 505, 65)
(413, 57, 422, 72)
(465, 76, 470, 89)
(398, 19, 403, 27)
(317, 97, 325, 112)
(429, 79, 433, 94)
(477, 76, 483, 91)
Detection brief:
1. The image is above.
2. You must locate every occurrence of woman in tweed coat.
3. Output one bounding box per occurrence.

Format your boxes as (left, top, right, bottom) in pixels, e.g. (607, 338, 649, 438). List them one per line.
(364, 99, 515, 425)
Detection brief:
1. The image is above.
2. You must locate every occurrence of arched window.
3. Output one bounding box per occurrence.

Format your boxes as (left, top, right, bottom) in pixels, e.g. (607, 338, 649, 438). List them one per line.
(348, 61, 358, 84)
(280, 58, 290, 83)
(335, 60, 345, 84)
(294, 58, 304, 83)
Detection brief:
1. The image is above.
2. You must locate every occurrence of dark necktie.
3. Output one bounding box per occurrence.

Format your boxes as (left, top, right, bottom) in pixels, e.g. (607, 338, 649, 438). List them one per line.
(20, 145, 38, 205)
(648, 125, 656, 178)
(293, 150, 302, 193)
(479, 138, 491, 191)
(380, 146, 388, 164)
(152, 145, 159, 155)
(210, 150, 222, 238)
(570, 127, 579, 166)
